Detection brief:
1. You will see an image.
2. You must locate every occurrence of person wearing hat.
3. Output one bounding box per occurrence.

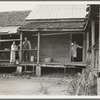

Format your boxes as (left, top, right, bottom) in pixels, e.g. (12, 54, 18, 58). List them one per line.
(22, 37, 31, 62)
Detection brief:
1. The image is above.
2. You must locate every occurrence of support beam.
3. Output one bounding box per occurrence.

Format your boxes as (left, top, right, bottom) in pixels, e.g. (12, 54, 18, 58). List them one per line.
(82, 34, 85, 62)
(0, 39, 21, 42)
(37, 32, 40, 64)
(91, 20, 95, 68)
(91, 20, 95, 47)
(97, 5, 100, 95)
(20, 32, 23, 62)
(70, 33, 72, 62)
(36, 32, 41, 77)
(98, 5, 100, 74)
(86, 31, 89, 59)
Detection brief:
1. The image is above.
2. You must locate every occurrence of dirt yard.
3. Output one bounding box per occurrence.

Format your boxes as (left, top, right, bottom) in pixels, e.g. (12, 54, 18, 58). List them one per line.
(0, 75, 73, 95)
(0, 69, 81, 96)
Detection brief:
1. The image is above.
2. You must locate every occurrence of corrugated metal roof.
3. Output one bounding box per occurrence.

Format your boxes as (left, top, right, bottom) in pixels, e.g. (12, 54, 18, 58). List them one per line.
(26, 4, 87, 20)
(0, 26, 19, 34)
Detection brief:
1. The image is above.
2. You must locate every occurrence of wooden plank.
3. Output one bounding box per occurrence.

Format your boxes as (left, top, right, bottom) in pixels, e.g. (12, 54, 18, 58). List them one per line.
(0, 60, 10, 61)
(91, 20, 95, 68)
(33, 32, 85, 35)
(86, 31, 89, 59)
(0, 50, 20, 52)
(0, 36, 1, 47)
(0, 65, 17, 67)
(65, 63, 87, 66)
(26, 19, 85, 23)
(0, 63, 17, 67)
(20, 32, 23, 62)
(91, 20, 95, 47)
(82, 34, 85, 62)
(19, 28, 85, 32)
(21, 49, 37, 51)
(41, 62, 86, 66)
(32, 32, 85, 37)
(0, 39, 21, 42)
(33, 32, 70, 36)
(97, 78, 100, 95)
(97, 5, 100, 95)
(41, 64, 85, 68)
(70, 33, 72, 62)
(37, 32, 40, 64)
(20, 63, 37, 66)
(98, 12, 100, 70)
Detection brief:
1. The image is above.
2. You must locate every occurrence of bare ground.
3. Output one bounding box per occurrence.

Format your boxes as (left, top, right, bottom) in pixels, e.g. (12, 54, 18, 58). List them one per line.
(0, 73, 75, 95)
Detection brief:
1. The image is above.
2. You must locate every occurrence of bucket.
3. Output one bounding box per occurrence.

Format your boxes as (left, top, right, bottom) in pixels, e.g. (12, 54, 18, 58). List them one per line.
(30, 56, 34, 62)
(16, 60, 19, 65)
(44, 58, 52, 63)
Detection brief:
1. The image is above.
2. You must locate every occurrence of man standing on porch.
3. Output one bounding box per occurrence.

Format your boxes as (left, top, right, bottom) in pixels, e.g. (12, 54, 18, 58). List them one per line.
(22, 37, 31, 62)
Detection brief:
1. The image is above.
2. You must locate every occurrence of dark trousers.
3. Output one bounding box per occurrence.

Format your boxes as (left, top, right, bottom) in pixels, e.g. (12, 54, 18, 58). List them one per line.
(23, 50, 30, 62)
(71, 56, 77, 62)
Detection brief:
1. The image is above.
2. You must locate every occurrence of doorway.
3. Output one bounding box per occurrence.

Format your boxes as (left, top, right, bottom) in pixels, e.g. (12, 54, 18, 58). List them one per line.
(71, 34, 83, 62)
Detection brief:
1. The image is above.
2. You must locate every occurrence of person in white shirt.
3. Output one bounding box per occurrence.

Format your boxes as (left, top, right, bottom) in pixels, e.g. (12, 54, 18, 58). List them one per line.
(71, 41, 82, 62)
(10, 41, 17, 63)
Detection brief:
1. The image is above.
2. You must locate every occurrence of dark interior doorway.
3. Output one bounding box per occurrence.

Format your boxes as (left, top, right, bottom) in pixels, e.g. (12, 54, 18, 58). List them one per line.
(71, 34, 83, 62)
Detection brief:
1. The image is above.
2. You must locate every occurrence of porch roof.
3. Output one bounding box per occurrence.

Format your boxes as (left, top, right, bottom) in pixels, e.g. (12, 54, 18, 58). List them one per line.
(18, 21, 86, 32)
(0, 26, 19, 35)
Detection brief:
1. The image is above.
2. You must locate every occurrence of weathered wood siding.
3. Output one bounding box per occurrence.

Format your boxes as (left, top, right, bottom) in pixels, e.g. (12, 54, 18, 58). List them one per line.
(40, 34, 70, 63)
(30, 36, 37, 57)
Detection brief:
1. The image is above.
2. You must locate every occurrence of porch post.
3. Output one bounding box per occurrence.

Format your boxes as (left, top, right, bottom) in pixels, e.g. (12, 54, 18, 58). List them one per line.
(83, 33, 85, 62)
(70, 33, 72, 62)
(16, 32, 23, 75)
(91, 19, 95, 68)
(97, 5, 100, 95)
(36, 32, 41, 76)
(86, 31, 89, 59)
(20, 32, 23, 62)
(37, 32, 40, 64)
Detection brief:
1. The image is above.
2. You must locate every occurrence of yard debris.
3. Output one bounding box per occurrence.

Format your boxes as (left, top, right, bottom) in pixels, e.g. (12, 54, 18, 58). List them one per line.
(67, 70, 97, 95)
(0, 74, 14, 79)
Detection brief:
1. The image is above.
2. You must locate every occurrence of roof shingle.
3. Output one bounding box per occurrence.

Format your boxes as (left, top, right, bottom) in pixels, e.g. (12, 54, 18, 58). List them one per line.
(19, 21, 85, 31)
(0, 10, 31, 27)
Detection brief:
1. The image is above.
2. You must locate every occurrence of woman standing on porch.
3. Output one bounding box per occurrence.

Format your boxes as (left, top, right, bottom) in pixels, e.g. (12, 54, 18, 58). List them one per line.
(71, 41, 82, 62)
(10, 41, 17, 63)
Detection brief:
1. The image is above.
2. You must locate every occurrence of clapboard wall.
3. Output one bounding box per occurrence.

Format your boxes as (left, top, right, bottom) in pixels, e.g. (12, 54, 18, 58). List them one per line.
(40, 34, 71, 63)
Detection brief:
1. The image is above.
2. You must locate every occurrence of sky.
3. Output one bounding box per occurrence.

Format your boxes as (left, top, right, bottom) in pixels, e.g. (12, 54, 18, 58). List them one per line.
(0, 1, 90, 12)
(0, 1, 99, 12)
(0, 2, 37, 12)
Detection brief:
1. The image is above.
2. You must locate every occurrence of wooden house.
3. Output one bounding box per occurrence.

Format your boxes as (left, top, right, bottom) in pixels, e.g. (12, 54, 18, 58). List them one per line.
(18, 4, 87, 76)
(0, 4, 100, 95)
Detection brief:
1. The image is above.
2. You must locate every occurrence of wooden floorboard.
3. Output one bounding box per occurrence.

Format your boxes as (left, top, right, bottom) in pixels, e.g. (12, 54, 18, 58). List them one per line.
(0, 62, 86, 68)
(0, 63, 17, 67)
(41, 62, 86, 68)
